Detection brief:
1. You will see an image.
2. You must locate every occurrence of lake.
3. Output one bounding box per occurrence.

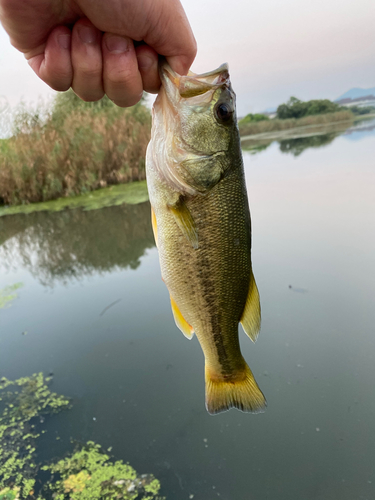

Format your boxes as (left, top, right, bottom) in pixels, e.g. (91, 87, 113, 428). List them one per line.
(1, 119, 375, 500)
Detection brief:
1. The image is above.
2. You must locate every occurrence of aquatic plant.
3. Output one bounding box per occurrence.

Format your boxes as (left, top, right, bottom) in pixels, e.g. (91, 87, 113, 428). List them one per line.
(0, 375, 164, 500)
(0, 181, 149, 218)
(0, 486, 20, 499)
(0, 373, 70, 497)
(0, 283, 23, 309)
(40, 442, 164, 500)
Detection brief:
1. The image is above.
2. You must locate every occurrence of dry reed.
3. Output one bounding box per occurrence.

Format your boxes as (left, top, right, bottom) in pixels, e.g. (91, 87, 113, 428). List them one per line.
(0, 101, 151, 206)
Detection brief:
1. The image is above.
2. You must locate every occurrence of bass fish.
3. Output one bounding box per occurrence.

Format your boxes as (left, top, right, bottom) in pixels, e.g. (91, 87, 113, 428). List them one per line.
(146, 61, 266, 415)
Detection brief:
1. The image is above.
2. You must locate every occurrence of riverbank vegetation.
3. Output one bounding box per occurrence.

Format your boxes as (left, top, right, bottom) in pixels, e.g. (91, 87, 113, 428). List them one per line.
(239, 110, 353, 137)
(238, 96, 356, 137)
(238, 113, 269, 124)
(1, 92, 372, 208)
(0, 91, 151, 206)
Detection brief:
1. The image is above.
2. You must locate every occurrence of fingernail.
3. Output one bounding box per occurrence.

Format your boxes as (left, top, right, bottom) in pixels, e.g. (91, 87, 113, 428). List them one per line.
(105, 35, 130, 54)
(78, 24, 96, 44)
(137, 53, 154, 71)
(58, 34, 70, 50)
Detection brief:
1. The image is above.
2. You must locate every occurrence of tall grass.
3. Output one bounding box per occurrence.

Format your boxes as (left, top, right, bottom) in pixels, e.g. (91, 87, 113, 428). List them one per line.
(0, 91, 151, 206)
(238, 110, 354, 137)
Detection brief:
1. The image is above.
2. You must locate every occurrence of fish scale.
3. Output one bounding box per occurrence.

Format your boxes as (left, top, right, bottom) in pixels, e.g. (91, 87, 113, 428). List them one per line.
(146, 60, 266, 414)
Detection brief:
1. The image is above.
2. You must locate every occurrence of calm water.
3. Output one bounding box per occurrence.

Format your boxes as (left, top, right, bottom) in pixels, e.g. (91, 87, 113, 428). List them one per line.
(1, 121, 375, 500)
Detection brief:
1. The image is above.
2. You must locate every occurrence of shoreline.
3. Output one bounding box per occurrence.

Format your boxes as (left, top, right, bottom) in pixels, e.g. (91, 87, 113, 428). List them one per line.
(0, 180, 149, 218)
(1, 114, 374, 216)
(240, 113, 375, 143)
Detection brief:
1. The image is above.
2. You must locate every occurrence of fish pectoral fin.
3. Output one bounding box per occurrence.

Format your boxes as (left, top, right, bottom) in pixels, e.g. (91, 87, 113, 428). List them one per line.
(151, 206, 158, 247)
(170, 296, 194, 340)
(168, 198, 198, 249)
(240, 272, 261, 343)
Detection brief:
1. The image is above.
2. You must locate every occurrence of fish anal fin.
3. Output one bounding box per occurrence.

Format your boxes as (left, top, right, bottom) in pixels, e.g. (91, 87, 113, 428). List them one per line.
(168, 198, 198, 249)
(170, 296, 194, 340)
(205, 362, 266, 415)
(151, 206, 158, 247)
(240, 272, 261, 343)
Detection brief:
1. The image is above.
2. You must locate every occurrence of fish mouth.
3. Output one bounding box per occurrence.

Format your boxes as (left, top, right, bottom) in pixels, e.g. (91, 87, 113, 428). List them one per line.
(159, 59, 231, 103)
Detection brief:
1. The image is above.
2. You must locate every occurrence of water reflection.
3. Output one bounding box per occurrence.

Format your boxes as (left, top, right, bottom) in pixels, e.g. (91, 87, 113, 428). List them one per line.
(278, 133, 337, 156)
(342, 118, 375, 141)
(241, 118, 375, 156)
(0, 202, 155, 286)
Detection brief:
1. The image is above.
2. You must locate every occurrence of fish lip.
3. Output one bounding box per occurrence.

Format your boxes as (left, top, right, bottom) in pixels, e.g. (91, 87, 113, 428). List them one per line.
(159, 59, 229, 82)
(159, 59, 231, 102)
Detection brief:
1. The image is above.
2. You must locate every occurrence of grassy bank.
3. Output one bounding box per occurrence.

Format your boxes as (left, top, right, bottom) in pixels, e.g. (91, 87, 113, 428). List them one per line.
(0, 91, 151, 206)
(0, 180, 149, 217)
(238, 110, 354, 137)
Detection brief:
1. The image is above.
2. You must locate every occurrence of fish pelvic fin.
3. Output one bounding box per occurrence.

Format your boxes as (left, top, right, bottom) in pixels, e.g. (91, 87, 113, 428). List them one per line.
(170, 296, 194, 340)
(240, 271, 261, 343)
(205, 363, 266, 415)
(151, 206, 158, 247)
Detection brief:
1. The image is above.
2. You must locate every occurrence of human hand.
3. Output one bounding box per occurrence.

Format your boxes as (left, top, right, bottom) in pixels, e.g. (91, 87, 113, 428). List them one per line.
(0, 0, 196, 106)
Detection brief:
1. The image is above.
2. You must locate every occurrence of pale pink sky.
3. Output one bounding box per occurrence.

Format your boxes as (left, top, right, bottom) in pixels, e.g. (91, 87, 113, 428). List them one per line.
(1, 0, 375, 116)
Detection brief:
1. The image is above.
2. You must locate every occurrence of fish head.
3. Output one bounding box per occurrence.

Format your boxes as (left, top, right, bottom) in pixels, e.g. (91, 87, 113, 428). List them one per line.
(150, 61, 239, 195)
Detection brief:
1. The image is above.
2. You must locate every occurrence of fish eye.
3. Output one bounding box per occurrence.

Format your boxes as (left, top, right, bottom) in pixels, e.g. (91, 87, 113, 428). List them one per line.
(214, 102, 234, 124)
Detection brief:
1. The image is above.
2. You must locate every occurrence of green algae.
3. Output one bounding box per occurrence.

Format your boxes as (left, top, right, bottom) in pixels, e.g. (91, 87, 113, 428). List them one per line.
(0, 284, 23, 309)
(0, 374, 164, 499)
(0, 487, 20, 499)
(0, 373, 70, 497)
(0, 181, 149, 218)
(40, 442, 164, 500)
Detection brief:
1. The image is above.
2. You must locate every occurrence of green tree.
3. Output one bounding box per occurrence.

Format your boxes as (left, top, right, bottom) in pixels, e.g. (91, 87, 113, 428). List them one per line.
(277, 96, 343, 119)
(238, 113, 269, 125)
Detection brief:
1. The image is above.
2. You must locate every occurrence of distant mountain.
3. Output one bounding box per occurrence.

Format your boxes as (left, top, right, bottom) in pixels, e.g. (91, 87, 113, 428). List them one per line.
(335, 87, 375, 101)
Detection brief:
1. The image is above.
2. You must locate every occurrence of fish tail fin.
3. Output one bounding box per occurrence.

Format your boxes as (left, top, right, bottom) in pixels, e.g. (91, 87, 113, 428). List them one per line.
(205, 362, 266, 415)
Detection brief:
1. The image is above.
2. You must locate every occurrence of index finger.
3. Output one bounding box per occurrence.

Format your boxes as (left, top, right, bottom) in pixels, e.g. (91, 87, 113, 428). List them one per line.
(142, 0, 197, 75)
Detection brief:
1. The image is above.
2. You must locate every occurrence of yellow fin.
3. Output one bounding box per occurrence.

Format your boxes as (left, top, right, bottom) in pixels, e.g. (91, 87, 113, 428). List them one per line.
(170, 296, 194, 340)
(240, 272, 261, 343)
(151, 206, 158, 247)
(168, 199, 198, 249)
(205, 363, 266, 415)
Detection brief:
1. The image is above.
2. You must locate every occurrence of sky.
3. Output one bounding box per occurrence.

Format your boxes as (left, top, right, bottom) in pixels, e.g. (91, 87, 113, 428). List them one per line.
(1, 0, 375, 120)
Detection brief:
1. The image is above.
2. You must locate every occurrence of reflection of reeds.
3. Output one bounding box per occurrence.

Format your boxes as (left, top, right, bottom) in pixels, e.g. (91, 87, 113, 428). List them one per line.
(0, 201, 155, 286)
(0, 102, 151, 206)
(239, 110, 353, 137)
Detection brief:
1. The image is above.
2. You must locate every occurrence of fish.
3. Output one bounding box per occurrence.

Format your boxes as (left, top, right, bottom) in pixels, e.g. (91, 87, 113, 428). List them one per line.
(146, 60, 266, 415)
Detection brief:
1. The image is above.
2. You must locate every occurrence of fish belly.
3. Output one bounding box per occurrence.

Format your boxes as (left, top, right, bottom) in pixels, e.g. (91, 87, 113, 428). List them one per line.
(149, 161, 266, 414)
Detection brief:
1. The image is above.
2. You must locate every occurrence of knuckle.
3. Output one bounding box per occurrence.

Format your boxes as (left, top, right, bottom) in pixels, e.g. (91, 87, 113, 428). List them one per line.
(76, 63, 102, 80)
(106, 65, 135, 87)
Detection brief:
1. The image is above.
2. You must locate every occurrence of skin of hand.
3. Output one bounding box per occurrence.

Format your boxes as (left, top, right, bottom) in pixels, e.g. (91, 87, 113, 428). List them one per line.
(0, 0, 196, 106)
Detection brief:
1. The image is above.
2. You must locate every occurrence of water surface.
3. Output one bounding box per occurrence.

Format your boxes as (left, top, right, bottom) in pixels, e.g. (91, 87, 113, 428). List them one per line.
(1, 120, 375, 500)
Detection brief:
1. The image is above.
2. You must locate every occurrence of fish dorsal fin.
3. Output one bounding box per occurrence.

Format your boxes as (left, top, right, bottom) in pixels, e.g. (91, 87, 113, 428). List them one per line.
(170, 296, 194, 339)
(168, 198, 198, 249)
(240, 272, 261, 343)
(151, 206, 158, 247)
